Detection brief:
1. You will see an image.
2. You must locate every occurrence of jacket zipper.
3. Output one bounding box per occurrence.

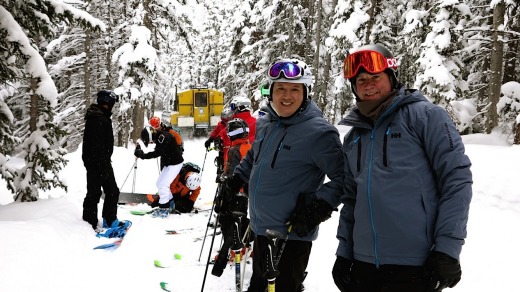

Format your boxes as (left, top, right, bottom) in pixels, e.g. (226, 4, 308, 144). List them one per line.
(368, 129, 380, 268)
(354, 135, 361, 172)
(251, 122, 281, 232)
(383, 126, 390, 167)
(271, 133, 287, 168)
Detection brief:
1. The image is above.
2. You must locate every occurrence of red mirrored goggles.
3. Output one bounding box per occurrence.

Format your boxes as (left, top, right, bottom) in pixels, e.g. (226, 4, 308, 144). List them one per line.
(343, 50, 397, 79)
(268, 61, 304, 80)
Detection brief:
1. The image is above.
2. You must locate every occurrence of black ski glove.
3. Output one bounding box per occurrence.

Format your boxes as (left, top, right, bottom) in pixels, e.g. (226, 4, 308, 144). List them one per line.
(286, 194, 334, 237)
(204, 137, 214, 149)
(425, 251, 462, 291)
(332, 256, 354, 292)
(134, 149, 145, 159)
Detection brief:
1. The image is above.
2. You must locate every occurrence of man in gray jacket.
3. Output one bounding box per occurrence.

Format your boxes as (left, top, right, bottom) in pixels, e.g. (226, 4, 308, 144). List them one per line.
(222, 58, 344, 291)
(333, 44, 472, 292)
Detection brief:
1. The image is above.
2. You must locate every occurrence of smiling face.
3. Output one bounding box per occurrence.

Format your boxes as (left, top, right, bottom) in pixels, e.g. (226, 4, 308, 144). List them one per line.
(271, 82, 305, 117)
(354, 72, 393, 102)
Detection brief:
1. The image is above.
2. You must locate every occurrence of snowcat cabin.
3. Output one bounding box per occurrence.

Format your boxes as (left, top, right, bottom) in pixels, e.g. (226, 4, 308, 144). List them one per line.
(169, 86, 224, 138)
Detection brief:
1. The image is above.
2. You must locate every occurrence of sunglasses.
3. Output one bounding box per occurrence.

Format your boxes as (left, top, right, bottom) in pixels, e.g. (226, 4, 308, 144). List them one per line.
(268, 61, 304, 80)
(343, 50, 398, 79)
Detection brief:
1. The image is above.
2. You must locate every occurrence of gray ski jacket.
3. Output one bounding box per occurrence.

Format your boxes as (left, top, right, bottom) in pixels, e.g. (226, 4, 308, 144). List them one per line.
(234, 101, 344, 241)
(337, 87, 472, 266)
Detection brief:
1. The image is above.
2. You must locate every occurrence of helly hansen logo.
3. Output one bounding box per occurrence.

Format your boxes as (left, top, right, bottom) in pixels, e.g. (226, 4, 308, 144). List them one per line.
(391, 133, 401, 139)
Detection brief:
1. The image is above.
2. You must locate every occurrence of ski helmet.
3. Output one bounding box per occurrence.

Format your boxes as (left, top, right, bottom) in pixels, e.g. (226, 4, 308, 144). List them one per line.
(266, 59, 313, 100)
(221, 108, 234, 122)
(185, 172, 201, 190)
(226, 118, 249, 141)
(140, 126, 154, 147)
(149, 116, 161, 130)
(343, 44, 399, 99)
(230, 96, 252, 113)
(97, 90, 118, 108)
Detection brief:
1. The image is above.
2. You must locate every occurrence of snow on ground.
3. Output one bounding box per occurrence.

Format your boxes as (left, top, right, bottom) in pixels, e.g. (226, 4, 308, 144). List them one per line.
(0, 129, 519, 291)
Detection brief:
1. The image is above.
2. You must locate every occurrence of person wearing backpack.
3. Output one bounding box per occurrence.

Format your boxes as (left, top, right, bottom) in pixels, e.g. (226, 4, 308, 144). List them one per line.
(149, 116, 184, 153)
(147, 163, 202, 214)
(212, 118, 252, 277)
(134, 126, 184, 218)
(333, 44, 472, 292)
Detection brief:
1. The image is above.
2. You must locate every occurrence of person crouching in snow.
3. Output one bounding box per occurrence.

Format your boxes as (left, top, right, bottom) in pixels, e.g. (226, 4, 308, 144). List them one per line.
(134, 126, 184, 218)
(147, 163, 202, 214)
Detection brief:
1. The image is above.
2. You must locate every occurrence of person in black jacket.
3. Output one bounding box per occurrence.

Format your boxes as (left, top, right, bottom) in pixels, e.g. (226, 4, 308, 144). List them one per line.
(134, 126, 184, 218)
(82, 90, 120, 230)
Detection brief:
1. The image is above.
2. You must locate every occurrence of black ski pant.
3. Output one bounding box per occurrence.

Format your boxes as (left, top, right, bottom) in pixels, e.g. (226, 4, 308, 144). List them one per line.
(246, 235, 311, 292)
(83, 164, 119, 229)
(348, 260, 429, 292)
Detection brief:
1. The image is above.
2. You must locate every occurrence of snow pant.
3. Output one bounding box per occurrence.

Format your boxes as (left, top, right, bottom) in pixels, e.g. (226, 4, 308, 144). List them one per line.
(212, 213, 250, 277)
(246, 236, 311, 292)
(156, 164, 182, 204)
(83, 164, 119, 229)
(348, 260, 429, 292)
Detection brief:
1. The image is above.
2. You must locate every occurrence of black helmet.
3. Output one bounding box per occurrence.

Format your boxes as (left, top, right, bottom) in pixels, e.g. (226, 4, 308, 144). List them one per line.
(226, 118, 249, 141)
(345, 44, 399, 98)
(97, 90, 118, 108)
(140, 127, 155, 147)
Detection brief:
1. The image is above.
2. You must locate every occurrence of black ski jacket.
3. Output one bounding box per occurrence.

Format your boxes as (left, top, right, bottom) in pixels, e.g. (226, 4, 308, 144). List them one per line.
(82, 104, 114, 171)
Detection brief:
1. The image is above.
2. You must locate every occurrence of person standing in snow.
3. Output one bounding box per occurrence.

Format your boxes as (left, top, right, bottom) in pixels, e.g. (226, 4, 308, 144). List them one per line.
(230, 95, 256, 144)
(149, 116, 184, 154)
(205, 107, 233, 181)
(222, 59, 344, 291)
(134, 126, 184, 218)
(333, 44, 473, 292)
(82, 90, 124, 230)
(212, 118, 252, 277)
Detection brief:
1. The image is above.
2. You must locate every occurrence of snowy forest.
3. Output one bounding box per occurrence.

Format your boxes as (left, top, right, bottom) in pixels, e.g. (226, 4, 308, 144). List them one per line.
(1, 0, 519, 202)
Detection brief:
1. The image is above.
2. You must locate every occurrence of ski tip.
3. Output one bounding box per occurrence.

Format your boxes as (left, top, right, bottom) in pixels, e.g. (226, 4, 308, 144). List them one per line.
(159, 282, 171, 291)
(154, 260, 171, 268)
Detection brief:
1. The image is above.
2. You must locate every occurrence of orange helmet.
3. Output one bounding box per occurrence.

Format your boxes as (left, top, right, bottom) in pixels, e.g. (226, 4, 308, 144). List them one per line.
(149, 116, 161, 130)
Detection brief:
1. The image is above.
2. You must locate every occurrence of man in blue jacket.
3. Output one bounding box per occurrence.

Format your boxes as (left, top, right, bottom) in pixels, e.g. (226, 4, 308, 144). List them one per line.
(333, 44, 473, 292)
(223, 59, 344, 291)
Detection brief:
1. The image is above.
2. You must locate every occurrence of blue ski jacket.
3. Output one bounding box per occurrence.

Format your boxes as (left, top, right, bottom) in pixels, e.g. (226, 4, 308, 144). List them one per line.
(234, 101, 344, 241)
(336, 87, 472, 266)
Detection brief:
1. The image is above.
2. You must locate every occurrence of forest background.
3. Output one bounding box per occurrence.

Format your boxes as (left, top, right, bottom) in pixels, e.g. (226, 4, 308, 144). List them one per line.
(0, 0, 519, 202)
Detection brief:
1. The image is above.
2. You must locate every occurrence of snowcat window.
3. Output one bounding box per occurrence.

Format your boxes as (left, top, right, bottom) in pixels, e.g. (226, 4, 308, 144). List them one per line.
(194, 92, 208, 107)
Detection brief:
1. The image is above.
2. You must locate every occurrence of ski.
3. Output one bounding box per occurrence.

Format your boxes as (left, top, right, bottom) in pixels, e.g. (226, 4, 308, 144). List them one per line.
(93, 221, 132, 250)
(130, 209, 155, 216)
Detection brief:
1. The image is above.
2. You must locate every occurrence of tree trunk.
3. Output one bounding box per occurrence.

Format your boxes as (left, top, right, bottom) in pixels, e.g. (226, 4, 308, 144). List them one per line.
(514, 122, 520, 145)
(84, 29, 92, 109)
(487, 1, 505, 134)
(29, 78, 39, 132)
(502, 3, 519, 83)
(286, 0, 296, 56)
(305, 0, 314, 65)
(364, 0, 381, 44)
(312, 0, 323, 106)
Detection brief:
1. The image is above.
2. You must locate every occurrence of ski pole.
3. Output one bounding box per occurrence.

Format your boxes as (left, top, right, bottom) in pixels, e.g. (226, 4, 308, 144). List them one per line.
(240, 224, 252, 292)
(200, 148, 209, 177)
(200, 212, 221, 292)
(119, 159, 138, 190)
(265, 229, 288, 292)
(198, 183, 221, 262)
(131, 158, 137, 193)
